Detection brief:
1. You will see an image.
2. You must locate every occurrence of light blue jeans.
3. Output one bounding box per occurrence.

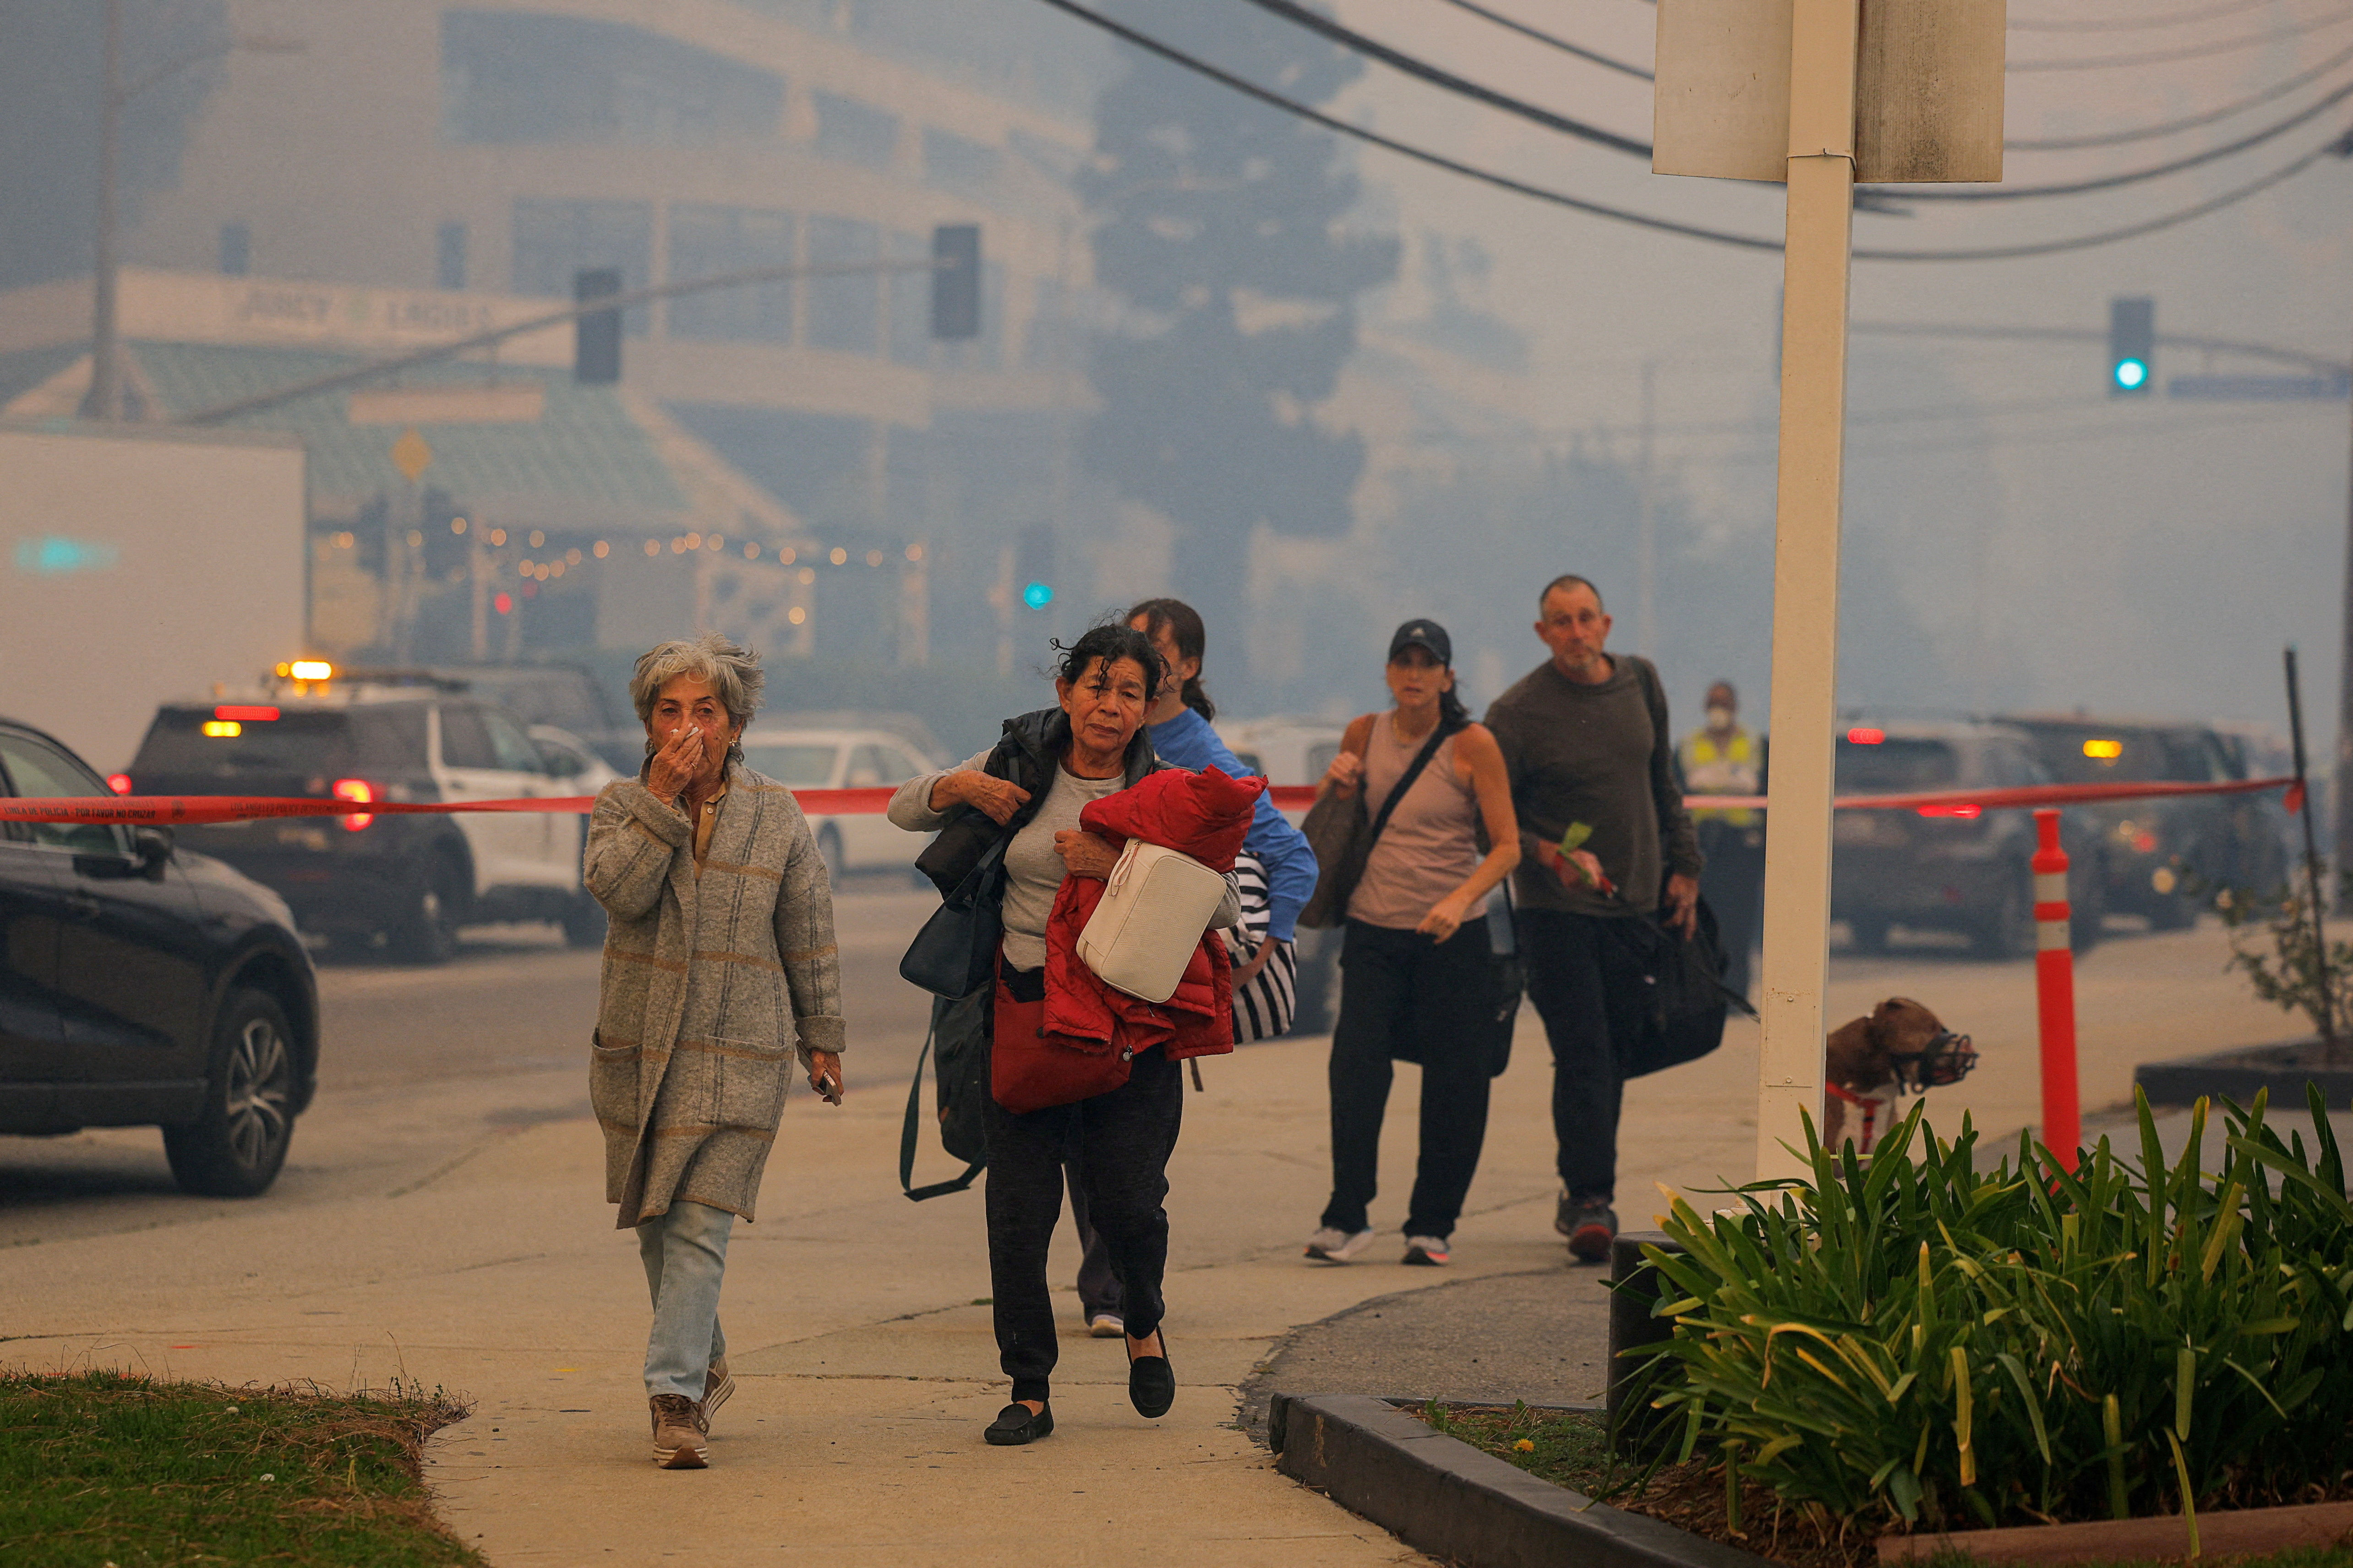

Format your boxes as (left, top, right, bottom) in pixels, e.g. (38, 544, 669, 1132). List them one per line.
(636, 1200, 733, 1400)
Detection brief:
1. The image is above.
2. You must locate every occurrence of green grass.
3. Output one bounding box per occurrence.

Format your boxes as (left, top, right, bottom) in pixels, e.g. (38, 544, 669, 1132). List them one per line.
(1417, 1401, 1616, 1494)
(0, 1370, 484, 1568)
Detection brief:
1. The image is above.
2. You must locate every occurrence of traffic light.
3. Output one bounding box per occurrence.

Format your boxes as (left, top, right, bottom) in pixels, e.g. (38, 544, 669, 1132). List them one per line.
(931, 224, 980, 341)
(2109, 296, 2154, 396)
(1015, 524, 1054, 610)
(575, 267, 622, 384)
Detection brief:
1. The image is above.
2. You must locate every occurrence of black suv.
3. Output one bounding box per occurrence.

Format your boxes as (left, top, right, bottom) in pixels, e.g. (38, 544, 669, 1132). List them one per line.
(1, 718, 318, 1195)
(1832, 720, 2102, 958)
(1999, 715, 2291, 927)
(121, 676, 601, 963)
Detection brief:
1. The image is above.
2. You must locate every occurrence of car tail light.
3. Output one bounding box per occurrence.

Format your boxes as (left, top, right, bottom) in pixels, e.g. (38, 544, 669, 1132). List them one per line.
(106, 773, 133, 795)
(332, 778, 377, 832)
(1917, 804, 1982, 820)
(1846, 727, 1885, 745)
(215, 704, 279, 722)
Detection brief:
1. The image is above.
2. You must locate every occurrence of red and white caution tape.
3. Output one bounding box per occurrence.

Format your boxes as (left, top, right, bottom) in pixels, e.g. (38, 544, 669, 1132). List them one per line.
(0, 774, 2299, 826)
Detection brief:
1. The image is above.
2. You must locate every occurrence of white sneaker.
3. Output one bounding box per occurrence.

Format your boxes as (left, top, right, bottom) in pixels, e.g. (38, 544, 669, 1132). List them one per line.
(1086, 1312, 1125, 1339)
(1304, 1226, 1376, 1262)
(1401, 1236, 1451, 1266)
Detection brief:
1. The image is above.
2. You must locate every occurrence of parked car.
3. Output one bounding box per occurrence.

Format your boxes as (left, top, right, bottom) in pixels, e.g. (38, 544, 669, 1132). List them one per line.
(2001, 714, 2292, 927)
(1832, 719, 2103, 958)
(119, 667, 601, 961)
(735, 721, 943, 882)
(1214, 714, 1349, 1033)
(0, 716, 318, 1195)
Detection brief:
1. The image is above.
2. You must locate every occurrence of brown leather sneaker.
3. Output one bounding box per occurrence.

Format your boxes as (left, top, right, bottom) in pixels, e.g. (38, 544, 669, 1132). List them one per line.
(702, 1356, 734, 1430)
(649, 1394, 708, 1469)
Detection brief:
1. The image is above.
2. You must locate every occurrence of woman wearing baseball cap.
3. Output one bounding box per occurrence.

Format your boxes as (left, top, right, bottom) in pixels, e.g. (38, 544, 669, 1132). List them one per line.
(1303, 618, 1519, 1267)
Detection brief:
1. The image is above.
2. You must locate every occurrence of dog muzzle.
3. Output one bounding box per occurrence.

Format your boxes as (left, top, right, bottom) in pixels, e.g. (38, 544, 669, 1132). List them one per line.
(1889, 1030, 1977, 1093)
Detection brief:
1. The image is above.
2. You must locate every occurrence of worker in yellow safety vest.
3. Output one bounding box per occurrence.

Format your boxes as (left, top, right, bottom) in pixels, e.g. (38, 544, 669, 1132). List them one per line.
(1679, 681, 1764, 1001)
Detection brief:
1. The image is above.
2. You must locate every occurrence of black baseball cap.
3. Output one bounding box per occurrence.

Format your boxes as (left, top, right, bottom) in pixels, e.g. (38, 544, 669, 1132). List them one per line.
(1387, 618, 1452, 665)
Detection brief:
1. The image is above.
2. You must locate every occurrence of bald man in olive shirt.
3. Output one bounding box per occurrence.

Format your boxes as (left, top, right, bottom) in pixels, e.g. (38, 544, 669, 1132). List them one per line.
(1484, 575, 1702, 1264)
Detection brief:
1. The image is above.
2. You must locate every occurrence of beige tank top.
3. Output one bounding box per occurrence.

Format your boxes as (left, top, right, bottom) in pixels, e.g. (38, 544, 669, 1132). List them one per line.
(1346, 712, 1487, 930)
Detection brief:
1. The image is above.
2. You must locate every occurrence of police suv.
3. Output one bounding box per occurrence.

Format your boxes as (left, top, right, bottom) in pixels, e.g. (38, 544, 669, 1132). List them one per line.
(120, 665, 603, 962)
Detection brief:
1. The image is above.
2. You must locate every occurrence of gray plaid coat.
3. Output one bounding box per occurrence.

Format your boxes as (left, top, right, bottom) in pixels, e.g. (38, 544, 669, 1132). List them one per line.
(584, 764, 846, 1228)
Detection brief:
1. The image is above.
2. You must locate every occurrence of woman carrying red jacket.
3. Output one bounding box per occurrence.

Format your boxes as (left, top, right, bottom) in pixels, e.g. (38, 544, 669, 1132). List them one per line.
(888, 621, 1241, 1447)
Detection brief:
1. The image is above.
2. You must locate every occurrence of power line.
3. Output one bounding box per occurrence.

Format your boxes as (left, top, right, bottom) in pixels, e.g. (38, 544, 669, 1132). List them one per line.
(1862, 134, 2348, 258)
(2009, 40, 2353, 149)
(1234, 0, 1648, 158)
(1427, 0, 1652, 82)
(2011, 0, 2297, 33)
(1033, 0, 2349, 262)
(2013, 8, 2353, 69)
(1255, 0, 2347, 209)
(1878, 76, 2353, 201)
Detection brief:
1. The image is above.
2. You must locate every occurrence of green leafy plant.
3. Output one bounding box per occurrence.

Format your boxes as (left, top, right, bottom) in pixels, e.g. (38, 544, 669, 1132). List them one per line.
(2211, 878, 2353, 1062)
(1627, 1089, 2353, 1536)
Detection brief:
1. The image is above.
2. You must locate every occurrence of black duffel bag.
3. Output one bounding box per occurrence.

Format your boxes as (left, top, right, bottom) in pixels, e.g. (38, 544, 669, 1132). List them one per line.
(1611, 895, 1745, 1081)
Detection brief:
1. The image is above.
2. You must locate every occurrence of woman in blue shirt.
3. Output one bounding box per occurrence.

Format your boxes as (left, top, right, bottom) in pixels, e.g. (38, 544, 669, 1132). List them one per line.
(1126, 598, 1320, 962)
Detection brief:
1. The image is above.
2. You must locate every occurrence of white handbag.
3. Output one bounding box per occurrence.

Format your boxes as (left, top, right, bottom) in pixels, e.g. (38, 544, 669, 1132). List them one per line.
(1077, 839, 1230, 1003)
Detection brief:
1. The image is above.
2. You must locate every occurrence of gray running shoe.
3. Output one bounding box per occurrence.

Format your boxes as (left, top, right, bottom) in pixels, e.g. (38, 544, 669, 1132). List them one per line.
(1303, 1226, 1376, 1262)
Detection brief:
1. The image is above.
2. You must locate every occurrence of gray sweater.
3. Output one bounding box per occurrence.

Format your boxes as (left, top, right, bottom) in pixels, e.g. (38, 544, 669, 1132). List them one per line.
(1484, 655, 1703, 916)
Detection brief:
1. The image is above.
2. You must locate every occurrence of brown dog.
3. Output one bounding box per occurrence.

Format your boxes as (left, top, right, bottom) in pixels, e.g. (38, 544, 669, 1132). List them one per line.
(1822, 997, 1972, 1153)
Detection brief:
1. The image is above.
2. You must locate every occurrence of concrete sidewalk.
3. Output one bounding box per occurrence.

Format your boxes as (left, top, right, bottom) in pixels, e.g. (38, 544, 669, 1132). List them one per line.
(0, 922, 2299, 1566)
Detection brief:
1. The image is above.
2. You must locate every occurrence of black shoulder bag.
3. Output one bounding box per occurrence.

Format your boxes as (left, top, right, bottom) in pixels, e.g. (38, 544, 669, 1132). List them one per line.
(899, 834, 1007, 999)
(1297, 716, 1461, 930)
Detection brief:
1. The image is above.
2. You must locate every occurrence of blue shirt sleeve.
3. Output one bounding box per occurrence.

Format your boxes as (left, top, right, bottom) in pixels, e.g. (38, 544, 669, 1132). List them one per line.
(1150, 710, 1320, 942)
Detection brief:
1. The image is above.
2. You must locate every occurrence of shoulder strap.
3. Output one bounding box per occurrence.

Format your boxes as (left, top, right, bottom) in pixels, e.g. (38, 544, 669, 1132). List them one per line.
(899, 1021, 984, 1201)
(1367, 713, 1466, 848)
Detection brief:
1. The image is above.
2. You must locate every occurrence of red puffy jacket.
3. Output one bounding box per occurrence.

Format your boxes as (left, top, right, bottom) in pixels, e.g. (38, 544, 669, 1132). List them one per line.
(1042, 765, 1265, 1063)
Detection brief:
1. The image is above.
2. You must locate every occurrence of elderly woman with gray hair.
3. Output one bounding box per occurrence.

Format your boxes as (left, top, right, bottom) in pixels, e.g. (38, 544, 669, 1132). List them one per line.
(584, 632, 846, 1470)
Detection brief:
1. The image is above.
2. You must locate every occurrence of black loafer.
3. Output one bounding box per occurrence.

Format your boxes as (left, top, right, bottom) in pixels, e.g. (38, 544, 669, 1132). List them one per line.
(1128, 1353, 1175, 1419)
(984, 1402, 1053, 1446)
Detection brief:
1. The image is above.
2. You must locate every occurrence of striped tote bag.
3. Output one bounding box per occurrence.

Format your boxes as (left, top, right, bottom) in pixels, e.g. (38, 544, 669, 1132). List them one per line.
(1224, 851, 1297, 1042)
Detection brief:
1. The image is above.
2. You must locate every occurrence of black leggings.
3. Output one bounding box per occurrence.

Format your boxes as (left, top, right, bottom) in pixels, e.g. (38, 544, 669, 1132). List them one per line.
(983, 1033, 1183, 1405)
(1320, 920, 1495, 1240)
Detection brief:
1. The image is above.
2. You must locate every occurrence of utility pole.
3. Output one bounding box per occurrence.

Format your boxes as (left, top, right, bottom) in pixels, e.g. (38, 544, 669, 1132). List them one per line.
(1636, 358, 1658, 658)
(2337, 388, 2353, 906)
(1752, 0, 1861, 1184)
(82, 0, 126, 421)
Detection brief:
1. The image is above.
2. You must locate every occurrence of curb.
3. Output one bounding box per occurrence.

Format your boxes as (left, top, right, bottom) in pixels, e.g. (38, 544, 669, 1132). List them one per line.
(1270, 1392, 1777, 1568)
(2132, 1039, 2353, 1106)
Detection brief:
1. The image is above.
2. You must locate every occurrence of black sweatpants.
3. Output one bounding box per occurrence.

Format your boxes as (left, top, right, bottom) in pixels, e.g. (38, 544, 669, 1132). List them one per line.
(983, 1044, 1182, 1405)
(1319, 920, 1495, 1241)
(1519, 908, 1651, 1204)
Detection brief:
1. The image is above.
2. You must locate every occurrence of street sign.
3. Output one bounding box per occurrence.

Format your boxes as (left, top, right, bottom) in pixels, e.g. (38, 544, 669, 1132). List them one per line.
(349, 384, 546, 425)
(1655, 0, 2005, 184)
(390, 427, 433, 481)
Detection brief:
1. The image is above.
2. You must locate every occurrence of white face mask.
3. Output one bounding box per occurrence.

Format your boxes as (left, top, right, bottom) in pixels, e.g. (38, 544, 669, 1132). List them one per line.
(1706, 705, 1735, 730)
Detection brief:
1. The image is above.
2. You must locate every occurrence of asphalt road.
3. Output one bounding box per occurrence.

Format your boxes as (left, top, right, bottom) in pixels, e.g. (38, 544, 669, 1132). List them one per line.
(0, 905, 2311, 1254)
(0, 871, 940, 1249)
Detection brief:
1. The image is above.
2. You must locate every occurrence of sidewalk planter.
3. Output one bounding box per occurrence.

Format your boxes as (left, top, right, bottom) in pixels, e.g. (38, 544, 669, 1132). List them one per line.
(1876, 1499, 2353, 1566)
(1270, 1391, 1775, 1568)
(2133, 1035, 2353, 1106)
